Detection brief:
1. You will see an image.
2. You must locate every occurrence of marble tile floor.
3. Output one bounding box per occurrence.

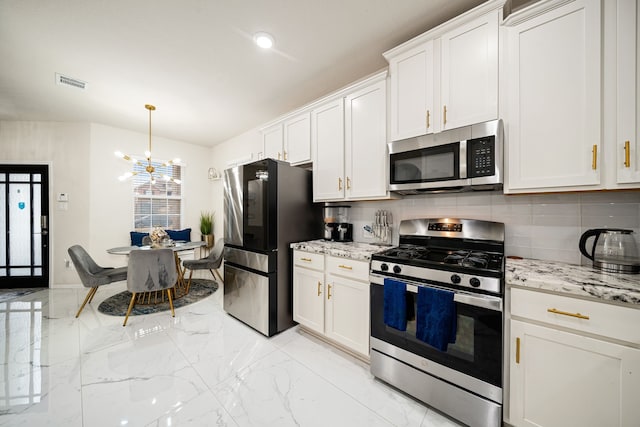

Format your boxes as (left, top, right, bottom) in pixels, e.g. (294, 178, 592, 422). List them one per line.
(0, 282, 464, 427)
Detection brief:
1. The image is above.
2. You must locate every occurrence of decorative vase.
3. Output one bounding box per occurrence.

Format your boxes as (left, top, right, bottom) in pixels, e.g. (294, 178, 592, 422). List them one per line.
(203, 234, 214, 248)
(150, 227, 168, 248)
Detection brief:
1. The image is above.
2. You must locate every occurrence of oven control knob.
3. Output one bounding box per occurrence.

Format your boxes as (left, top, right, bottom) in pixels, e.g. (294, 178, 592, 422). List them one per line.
(469, 277, 481, 288)
(380, 263, 389, 272)
(450, 274, 461, 284)
(393, 265, 402, 274)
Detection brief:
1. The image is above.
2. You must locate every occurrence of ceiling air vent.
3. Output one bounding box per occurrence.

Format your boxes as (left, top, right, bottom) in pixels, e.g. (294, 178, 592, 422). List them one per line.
(55, 73, 87, 90)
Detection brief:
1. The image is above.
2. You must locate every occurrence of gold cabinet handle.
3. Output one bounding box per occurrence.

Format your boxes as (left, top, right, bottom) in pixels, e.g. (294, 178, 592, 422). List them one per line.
(338, 264, 352, 270)
(317, 281, 322, 297)
(443, 105, 447, 125)
(346, 177, 351, 190)
(592, 145, 597, 170)
(300, 257, 312, 262)
(277, 152, 281, 160)
(516, 337, 520, 364)
(327, 284, 332, 299)
(338, 177, 342, 190)
(426, 110, 431, 129)
(284, 150, 288, 161)
(547, 308, 590, 320)
(624, 141, 631, 168)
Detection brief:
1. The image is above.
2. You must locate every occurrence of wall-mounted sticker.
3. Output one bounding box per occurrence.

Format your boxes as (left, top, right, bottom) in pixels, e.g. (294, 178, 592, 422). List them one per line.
(16, 189, 26, 209)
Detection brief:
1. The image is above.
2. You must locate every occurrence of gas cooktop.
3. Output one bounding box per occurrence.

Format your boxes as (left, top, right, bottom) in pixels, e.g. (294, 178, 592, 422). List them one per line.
(374, 244, 504, 273)
(370, 218, 506, 294)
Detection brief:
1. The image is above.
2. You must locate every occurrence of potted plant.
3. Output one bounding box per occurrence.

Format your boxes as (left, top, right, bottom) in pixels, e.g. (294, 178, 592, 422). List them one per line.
(199, 211, 215, 248)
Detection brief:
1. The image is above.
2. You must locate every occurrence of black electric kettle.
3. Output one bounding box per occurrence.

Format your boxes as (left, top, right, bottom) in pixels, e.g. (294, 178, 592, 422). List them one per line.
(579, 228, 640, 273)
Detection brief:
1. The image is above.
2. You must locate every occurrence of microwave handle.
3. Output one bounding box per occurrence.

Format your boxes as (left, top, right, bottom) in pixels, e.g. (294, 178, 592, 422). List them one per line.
(459, 140, 467, 179)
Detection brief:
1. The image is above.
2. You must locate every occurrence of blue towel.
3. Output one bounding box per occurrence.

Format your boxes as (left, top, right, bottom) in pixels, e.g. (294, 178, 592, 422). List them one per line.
(383, 278, 407, 331)
(415, 286, 457, 351)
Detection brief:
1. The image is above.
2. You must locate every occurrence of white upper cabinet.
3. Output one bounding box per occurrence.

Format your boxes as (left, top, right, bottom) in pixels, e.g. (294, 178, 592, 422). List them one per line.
(388, 41, 435, 140)
(440, 11, 499, 130)
(262, 123, 284, 161)
(616, 0, 640, 185)
(312, 72, 390, 202)
(284, 112, 312, 165)
(344, 78, 388, 200)
(312, 97, 345, 201)
(385, 6, 500, 141)
(262, 111, 312, 165)
(503, 0, 602, 192)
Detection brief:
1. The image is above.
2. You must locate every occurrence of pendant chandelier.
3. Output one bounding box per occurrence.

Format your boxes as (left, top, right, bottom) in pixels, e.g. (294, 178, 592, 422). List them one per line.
(115, 104, 182, 184)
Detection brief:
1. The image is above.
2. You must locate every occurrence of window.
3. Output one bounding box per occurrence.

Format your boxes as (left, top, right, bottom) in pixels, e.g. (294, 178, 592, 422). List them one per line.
(132, 161, 182, 232)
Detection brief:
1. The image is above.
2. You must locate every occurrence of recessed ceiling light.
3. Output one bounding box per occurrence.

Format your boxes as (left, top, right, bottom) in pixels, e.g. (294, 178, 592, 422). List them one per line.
(254, 32, 274, 49)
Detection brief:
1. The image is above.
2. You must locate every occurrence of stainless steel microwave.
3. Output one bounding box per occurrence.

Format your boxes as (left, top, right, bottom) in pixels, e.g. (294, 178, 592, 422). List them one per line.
(388, 119, 503, 194)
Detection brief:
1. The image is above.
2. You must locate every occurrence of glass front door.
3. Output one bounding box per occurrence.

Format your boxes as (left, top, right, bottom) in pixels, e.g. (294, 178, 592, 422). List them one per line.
(242, 159, 276, 252)
(0, 165, 49, 288)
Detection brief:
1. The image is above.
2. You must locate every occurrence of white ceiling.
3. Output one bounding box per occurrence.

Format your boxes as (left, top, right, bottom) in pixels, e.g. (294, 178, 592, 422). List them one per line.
(0, 0, 485, 147)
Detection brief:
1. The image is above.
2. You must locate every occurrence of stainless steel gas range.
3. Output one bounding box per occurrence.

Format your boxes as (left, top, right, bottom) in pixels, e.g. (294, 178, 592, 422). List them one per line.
(369, 218, 505, 427)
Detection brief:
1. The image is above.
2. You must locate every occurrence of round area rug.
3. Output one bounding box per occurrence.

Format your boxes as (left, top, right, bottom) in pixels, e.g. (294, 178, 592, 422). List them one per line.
(98, 279, 218, 316)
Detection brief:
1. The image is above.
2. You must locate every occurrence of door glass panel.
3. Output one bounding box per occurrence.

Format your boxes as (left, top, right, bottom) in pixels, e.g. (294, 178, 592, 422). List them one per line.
(9, 184, 31, 266)
(12, 268, 31, 275)
(0, 183, 5, 267)
(10, 174, 30, 182)
(33, 184, 41, 233)
(33, 235, 42, 265)
(32, 184, 42, 268)
(33, 174, 41, 182)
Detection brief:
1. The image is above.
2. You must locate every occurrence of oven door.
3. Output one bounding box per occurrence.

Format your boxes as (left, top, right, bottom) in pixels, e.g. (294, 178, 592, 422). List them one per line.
(370, 274, 503, 391)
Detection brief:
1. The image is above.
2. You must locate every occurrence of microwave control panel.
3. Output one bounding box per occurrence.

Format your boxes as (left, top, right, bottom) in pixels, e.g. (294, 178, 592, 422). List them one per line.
(467, 136, 495, 178)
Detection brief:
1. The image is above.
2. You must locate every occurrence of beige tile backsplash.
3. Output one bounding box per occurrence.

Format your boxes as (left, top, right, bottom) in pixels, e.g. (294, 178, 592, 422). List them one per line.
(349, 190, 640, 266)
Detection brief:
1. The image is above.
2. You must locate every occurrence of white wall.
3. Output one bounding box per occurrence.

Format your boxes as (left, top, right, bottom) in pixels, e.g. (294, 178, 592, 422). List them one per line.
(1, 120, 214, 287)
(209, 127, 262, 239)
(1, 121, 91, 287)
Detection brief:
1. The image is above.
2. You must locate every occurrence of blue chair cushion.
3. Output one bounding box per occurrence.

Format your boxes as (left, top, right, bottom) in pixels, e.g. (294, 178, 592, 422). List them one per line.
(167, 228, 191, 242)
(130, 231, 148, 246)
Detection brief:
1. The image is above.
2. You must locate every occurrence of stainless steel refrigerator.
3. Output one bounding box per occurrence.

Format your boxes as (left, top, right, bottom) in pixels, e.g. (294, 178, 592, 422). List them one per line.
(223, 159, 322, 336)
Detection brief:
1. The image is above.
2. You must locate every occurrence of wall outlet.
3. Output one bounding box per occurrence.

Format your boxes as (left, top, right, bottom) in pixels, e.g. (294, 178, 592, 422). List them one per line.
(65, 259, 70, 268)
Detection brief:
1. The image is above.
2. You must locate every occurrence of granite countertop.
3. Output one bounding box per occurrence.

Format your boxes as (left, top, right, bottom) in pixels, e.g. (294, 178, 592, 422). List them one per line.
(506, 258, 640, 307)
(290, 239, 388, 262)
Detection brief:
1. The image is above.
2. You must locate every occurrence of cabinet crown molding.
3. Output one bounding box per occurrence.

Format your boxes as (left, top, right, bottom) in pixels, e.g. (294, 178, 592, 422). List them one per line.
(383, 0, 503, 61)
(259, 69, 388, 132)
(502, 0, 578, 26)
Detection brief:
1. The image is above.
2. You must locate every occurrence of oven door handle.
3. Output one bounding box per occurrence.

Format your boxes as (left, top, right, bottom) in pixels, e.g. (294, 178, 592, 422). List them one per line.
(452, 292, 502, 312)
(404, 283, 502, 312)
(371, 274, 503, 312)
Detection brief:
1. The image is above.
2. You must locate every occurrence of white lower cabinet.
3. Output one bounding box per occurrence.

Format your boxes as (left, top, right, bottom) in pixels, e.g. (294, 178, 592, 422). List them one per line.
(293, 250, 370, 358)
(292, 264, 324, 335)
(509, 288, 640, 427)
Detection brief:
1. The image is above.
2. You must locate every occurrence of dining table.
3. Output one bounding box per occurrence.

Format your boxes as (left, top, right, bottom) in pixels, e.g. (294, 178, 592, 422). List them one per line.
(107, 240, 206, 302)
